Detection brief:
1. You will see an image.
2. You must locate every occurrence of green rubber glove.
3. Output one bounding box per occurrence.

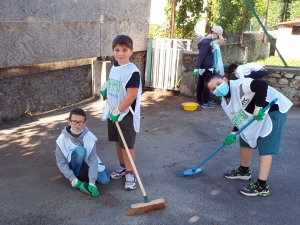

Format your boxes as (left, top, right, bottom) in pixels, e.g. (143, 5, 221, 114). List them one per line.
(223, 134, 237, 146)
(88, 183, 99, 198)
(253, 106, 264, 121)
(192, 69, 199, 77)
(71, 178, 82, 189)
(110, 107, 121, 123)
(100, 81, 107, 100)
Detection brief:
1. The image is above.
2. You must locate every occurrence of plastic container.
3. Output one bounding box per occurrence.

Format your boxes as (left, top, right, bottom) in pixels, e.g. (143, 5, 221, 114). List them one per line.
(182, 102, 199, 111)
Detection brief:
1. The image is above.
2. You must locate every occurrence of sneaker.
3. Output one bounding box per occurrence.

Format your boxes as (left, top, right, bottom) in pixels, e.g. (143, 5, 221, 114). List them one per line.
(110, 166, 126, 179)
(224, 166, 252, 180)
(240, 180, 270, 197)
(209, 96, 222, 104)
(124, 173, 137, 190)
(201, 102, 216, 108)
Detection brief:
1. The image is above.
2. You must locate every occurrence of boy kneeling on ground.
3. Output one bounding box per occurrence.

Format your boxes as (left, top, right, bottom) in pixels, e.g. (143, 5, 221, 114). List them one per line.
(55, 108, 110, 197)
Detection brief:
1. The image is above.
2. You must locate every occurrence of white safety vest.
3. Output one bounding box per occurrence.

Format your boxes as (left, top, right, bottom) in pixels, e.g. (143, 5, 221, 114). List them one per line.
(221, 79, 292, 148)
(101, 62, 142, 132)
(56, 131, 105, 172)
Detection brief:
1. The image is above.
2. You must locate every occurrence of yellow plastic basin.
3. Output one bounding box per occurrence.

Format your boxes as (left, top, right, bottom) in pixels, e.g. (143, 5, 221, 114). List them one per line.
(182, 102, 199, 111)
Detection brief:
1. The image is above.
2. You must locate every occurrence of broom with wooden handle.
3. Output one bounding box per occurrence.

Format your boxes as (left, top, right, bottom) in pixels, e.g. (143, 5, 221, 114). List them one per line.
(106, 100, 167, 216)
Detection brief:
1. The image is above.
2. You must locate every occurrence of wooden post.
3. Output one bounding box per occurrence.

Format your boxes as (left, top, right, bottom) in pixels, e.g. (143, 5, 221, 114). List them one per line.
(262, 0, 270, 42)
(239, 0, 247, 46)
(170, 0, 177, 38)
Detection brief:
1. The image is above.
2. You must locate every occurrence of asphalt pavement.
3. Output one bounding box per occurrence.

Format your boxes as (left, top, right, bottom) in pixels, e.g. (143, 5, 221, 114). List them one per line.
(1, 90, 300, 225)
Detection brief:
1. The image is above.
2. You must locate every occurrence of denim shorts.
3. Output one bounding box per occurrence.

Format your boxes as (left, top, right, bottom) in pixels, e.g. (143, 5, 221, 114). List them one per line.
(107, 113, 136, 149)
(239, 110, 287, 156)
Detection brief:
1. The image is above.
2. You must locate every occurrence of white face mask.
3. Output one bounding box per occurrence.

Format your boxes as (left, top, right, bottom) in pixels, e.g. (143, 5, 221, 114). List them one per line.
(213, 82, 229, 97)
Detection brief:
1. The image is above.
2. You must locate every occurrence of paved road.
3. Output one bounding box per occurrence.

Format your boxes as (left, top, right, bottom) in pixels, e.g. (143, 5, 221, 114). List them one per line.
(1, 91, 300, 225)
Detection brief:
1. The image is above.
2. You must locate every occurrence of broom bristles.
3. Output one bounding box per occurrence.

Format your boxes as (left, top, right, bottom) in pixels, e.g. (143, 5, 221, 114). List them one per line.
(125, 202, 167, 216)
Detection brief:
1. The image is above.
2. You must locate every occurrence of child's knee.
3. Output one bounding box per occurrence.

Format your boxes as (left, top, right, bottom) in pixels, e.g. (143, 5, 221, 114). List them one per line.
(72, 146, 87, 159)
(97, 170, 111, 185)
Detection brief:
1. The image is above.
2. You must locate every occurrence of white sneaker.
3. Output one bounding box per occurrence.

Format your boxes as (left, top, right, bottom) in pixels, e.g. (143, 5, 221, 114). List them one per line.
(110, 166, 126, 179)
(124, 173, 136, 190)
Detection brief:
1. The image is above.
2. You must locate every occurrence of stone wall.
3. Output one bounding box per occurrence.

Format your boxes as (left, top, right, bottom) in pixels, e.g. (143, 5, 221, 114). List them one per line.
(262, 67, 300, 106)
(0, 52, 146, 119)
(180, 52, 300, 106)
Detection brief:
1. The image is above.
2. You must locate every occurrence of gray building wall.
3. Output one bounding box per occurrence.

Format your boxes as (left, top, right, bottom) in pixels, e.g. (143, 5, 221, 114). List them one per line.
(0, 0, 151, 68)
(0, 0, 150, 120)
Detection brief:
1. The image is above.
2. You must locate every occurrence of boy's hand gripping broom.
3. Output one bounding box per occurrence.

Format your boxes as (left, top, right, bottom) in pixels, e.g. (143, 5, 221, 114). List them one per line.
(106, 100, 167, 216)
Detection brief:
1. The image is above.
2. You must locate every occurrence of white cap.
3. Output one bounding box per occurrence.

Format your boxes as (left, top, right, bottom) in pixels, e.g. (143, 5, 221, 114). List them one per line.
(211, 26, 224, 40)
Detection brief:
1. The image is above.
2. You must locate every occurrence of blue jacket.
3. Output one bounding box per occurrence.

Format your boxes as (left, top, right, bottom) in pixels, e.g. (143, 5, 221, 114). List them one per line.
(195, 38, 214, 69)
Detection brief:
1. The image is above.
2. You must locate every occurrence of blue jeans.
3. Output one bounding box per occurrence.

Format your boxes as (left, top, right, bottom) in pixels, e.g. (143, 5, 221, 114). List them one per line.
(69, 146, 110, 185)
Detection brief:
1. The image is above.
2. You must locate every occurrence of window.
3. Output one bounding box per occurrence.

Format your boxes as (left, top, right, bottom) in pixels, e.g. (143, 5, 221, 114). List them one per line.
(292, 26, 300, 35)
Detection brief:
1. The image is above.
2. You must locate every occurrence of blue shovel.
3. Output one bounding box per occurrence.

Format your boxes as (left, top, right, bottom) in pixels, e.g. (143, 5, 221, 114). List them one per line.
(177, 98, 278, 177)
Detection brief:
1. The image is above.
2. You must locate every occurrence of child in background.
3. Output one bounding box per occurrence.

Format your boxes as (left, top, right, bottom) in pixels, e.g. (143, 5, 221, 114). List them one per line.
(100, 35, 142, 190)
(192, 26, 224, 108)
(228, 62, 267, 79)
(205, 73, 292, 196)
(213, 31, 228, 76)
(55, 108, 110, 198)
(209, 31, 229, 104)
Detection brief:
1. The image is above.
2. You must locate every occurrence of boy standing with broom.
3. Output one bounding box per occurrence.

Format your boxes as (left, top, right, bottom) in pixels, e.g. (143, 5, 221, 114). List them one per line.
(100, 35, 142, 190)
(100, 35, 166, 216)
(205, 74, 292, 196)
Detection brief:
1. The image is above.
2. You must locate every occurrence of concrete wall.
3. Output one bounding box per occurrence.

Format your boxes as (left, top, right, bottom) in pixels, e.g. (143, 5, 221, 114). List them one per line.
(0, 0, 151, 68)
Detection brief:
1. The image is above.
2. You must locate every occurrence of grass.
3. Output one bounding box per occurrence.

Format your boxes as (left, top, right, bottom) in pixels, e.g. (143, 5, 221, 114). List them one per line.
(1, 115, 11, 122)
(254, 56, 300, 67)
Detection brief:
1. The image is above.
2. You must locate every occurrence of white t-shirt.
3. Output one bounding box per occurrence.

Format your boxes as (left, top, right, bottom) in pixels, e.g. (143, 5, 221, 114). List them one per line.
(235, 62, 265, 79)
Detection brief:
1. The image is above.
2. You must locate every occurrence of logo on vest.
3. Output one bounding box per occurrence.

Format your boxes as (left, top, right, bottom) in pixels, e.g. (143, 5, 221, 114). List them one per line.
(241, 97, 250, 108)
(108, 78, 120, 93)
(232, 109, 248, 128)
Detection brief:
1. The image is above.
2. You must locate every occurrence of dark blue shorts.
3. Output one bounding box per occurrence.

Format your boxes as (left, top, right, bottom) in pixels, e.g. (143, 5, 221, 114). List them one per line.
(239, 110, 287, 155)
(107, 113, 136, 149)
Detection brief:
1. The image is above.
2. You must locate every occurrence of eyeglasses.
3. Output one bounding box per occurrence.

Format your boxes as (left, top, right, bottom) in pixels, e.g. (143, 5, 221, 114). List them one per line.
(70, 120, 85, 126)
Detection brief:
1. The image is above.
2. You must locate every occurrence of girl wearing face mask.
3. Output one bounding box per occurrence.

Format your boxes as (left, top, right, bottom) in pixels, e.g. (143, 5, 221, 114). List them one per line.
(205, 73, 292, 197)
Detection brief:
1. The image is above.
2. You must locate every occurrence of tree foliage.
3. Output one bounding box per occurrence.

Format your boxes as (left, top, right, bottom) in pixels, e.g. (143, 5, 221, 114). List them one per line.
(290, 0, 300, 20)
(153, 0, 300, 38)
(163, 0, 204, 38)
(206, 0, 266, 34)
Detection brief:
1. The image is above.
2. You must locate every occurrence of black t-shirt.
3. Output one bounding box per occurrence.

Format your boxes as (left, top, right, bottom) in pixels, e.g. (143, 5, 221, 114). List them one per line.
(114, 61, 140, 111)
